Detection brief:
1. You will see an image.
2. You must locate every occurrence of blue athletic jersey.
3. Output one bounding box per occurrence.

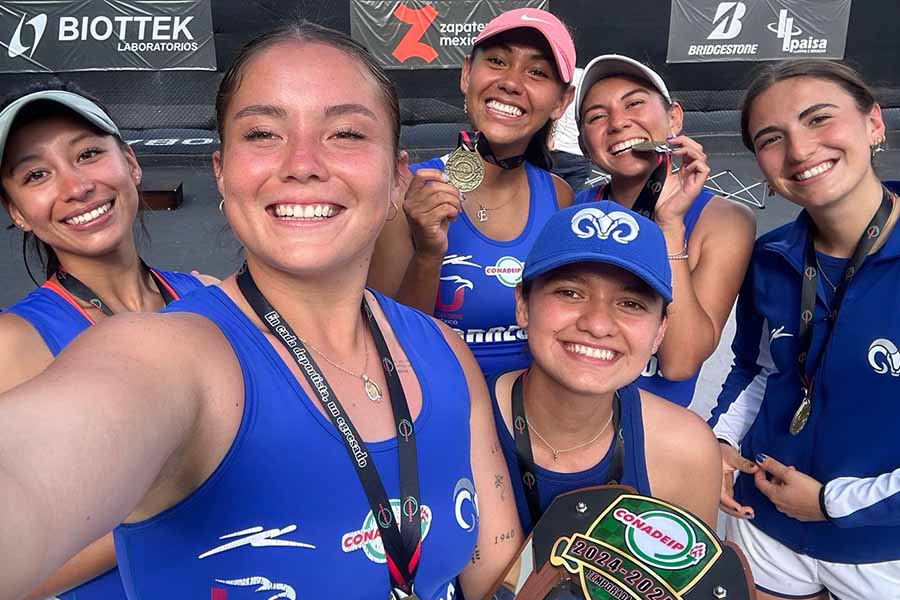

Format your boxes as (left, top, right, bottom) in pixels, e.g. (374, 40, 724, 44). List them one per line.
(489, 375, 652, 535)
(710, 182, 900, 563)
(113, 286, 476, 600)
(413, 157, 560, 377)
(4, 269, 202, 357)
(573, 187, 714, 406)
(2, 269, 202, 600)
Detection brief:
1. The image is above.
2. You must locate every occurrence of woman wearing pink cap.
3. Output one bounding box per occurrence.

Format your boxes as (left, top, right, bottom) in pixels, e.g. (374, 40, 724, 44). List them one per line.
(573, 54, 756, 408)
(369, 8, 576, 378)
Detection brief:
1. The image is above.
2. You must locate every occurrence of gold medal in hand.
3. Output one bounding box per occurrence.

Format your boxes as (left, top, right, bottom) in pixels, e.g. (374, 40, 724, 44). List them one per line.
(444, 145, 484, 193)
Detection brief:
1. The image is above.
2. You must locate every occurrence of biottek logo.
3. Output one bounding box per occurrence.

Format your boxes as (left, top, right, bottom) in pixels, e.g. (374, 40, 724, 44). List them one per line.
(341, 500, 432, 563)
(391, 2, 438, 63)
(613, 508, 706, 570)
(707, 2, 745, 40)
(8, 13, 46, 59)
(484, 256, 523, 288)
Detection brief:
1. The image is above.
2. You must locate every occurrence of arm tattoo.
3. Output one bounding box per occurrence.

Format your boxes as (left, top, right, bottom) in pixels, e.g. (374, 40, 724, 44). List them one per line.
(495, 473, 505, 500)
(470, 543, 481, 564)
(494, 529, 516, 545)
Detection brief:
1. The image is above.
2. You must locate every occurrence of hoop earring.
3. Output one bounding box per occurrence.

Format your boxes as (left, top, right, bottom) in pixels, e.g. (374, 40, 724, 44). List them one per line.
(218, 198, 225, 213)
(386, 199, 399, 222)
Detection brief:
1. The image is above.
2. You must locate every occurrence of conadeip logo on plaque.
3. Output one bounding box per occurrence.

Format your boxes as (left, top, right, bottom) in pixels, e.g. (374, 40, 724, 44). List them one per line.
(0, 0, 216, 72)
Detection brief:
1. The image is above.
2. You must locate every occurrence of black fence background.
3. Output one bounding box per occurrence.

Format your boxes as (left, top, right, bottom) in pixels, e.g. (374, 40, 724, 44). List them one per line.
(1, 0, 896, 132)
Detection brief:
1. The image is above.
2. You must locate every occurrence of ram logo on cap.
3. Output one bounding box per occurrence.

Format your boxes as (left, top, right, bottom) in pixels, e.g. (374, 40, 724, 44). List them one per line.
(570, 207, 639, 244)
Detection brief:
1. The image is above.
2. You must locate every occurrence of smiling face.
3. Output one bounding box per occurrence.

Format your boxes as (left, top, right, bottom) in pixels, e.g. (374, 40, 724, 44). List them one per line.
(0, 111, 141, 265)
(517, 262, 667, 397)
(579, 75, 682, 180)
(747, 76, 884, 210)
(213, 39, 407, 278)
(460, 29, 572, 155)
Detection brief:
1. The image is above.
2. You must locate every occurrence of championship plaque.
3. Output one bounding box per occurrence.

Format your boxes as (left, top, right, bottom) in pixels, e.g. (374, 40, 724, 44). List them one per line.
(489, 486, 755, 600)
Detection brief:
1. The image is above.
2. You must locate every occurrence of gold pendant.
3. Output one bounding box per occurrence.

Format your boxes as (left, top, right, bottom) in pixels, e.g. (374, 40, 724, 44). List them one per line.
(789, 396, 811, 435)
(477, 206, 488, 222)
(363, 375, 382, 402)
(552, 449, 559, 461)
(444, 146, 484, 193)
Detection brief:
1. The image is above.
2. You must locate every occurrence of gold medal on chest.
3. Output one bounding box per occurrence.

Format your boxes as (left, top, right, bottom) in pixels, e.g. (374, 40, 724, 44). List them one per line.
(444, 146, 484, 193)
(789, 395, 811, 435)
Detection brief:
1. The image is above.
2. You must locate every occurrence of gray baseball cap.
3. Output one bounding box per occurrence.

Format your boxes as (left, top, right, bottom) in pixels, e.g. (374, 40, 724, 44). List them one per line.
(575, 54, 672, 124)
(0, 90, 121, 163)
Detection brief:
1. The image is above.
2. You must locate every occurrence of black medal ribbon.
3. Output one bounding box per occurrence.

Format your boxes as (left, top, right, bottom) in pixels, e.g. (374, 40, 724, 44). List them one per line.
(55, 260, 177, 316)
(236, 264, 421, 596)
(595, 152, 671, 219)
(793, 188, 893, 433)
(459, 130, 526, 170)
(511, 371, 623, 529)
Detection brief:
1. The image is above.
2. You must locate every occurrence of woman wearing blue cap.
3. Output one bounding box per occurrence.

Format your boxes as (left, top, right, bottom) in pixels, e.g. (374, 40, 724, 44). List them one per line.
(0, 84, 209, 600)
(489, 200, 722, 535)
(574, 54, 756, 408)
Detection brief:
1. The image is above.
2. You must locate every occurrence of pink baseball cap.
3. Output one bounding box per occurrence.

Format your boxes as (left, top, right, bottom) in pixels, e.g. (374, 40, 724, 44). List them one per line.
(473, 8, 576, 84)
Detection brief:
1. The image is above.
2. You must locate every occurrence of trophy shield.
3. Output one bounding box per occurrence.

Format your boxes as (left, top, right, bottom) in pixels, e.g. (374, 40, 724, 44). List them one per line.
(489, 486, 755, 600)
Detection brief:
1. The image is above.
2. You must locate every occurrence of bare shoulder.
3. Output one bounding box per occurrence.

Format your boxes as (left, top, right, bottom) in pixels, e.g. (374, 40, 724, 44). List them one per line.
(0, 312, 53, 393)
(640, 390, 718, 454)
(695, 195, 756, 241)
(551, 172, 574, 208)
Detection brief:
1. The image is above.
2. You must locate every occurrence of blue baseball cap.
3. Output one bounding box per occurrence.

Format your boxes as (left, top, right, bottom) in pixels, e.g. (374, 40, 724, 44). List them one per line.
(523, 201, 672, 302)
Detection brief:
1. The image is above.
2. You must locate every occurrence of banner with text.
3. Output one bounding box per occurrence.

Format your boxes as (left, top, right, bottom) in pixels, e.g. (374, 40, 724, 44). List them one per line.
(0, 0, 215, 72)
(351, 0, 548, 69)
(667, 0, 851, 63)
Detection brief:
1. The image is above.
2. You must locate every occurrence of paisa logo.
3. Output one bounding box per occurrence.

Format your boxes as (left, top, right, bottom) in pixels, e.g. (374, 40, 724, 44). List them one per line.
(768, 9, 828, 54)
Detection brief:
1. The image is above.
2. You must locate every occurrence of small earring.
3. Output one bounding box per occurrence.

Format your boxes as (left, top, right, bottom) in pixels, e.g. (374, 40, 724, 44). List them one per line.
(871, 136, 886, 158)
(386, 199, 400, 222)
(463, 98, 468, 115)
(218, 199, 225, 213)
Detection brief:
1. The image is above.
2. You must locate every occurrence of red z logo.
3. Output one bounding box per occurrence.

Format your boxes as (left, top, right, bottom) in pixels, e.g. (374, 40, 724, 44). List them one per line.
(391, 3, 438, 63)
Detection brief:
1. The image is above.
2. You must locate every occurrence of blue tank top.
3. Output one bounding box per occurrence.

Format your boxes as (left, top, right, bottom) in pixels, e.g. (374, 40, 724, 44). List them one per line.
(2, 269, 201, 600)
(413, 157, 560, 377)
(573, 187, 714, 406)
(490, 376, 651, 535)
(113, 286, 475, 600)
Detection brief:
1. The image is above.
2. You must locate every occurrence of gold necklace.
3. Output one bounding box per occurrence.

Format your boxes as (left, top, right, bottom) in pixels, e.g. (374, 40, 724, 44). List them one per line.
(301, 333, 383, 402)
(474, 195, 516, 223)
(526, 407, 615, 461)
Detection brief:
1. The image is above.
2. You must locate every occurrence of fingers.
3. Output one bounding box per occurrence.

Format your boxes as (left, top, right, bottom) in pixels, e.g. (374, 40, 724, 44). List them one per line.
(756, 454, 792, 480)
(720, 475, 755, 519)
(720, 444, 760, 474)
(405, 168, 463, 203)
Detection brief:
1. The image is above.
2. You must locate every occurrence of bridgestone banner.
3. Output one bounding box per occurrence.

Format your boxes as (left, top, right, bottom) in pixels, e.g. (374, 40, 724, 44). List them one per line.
(0, 0, 215, 72)
(667, 0, 851, 63)
(351, 0, 547, 70)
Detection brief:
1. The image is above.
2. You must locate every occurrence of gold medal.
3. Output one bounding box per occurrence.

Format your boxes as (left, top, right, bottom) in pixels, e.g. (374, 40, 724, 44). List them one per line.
(444, 146, 484, 193)
(789, 396, 811, 435)
(632, 140, 675, 153)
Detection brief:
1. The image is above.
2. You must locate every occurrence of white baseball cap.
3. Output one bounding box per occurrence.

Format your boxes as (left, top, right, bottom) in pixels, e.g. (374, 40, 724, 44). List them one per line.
(575, 54, 672, 123)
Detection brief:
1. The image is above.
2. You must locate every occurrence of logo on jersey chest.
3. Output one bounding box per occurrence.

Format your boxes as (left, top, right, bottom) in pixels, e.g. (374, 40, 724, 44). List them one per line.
(211, 577, 296, 599)
(484, 256, 524, 287)
(869, 338, 900, 376)
(341, 499, 433, 563)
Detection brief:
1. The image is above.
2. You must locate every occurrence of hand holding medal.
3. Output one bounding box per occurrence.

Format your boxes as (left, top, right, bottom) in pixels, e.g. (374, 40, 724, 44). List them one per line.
(635, 135, 711, 227)
(402, 167, 464, 258)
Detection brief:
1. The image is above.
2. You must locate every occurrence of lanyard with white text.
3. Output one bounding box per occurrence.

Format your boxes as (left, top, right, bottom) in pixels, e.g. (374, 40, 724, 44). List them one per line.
(236, 264, 422, 597)
(55, 261, 176, 317)
(595, 152, 670, 219)
(790, 189, 893, 435)
(511, 371, 623, 529)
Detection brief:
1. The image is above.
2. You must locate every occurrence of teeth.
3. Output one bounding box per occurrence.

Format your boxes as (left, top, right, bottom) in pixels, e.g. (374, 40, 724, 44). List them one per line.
(273, 204, 336, 220)
(65, 201, 112, 225)
(487, 100, 524, 117)
(566, 343, 615, 361)
(610, 138, 649, 155)
(795, 161, 835, 181)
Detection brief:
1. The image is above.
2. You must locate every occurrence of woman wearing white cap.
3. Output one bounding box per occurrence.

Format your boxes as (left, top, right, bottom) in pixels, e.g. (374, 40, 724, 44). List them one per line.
(489, 201, 722, 534)
(0, 83, 210, 600)
(369, 8, 576, 377)
(574, 55, 755, 408)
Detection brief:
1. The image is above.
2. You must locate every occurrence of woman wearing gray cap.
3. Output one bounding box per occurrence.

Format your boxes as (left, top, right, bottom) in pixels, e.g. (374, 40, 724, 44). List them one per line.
(0, 84, 211, 599)
(488, 201, 722, 535)
(574, 54, 756, 409)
